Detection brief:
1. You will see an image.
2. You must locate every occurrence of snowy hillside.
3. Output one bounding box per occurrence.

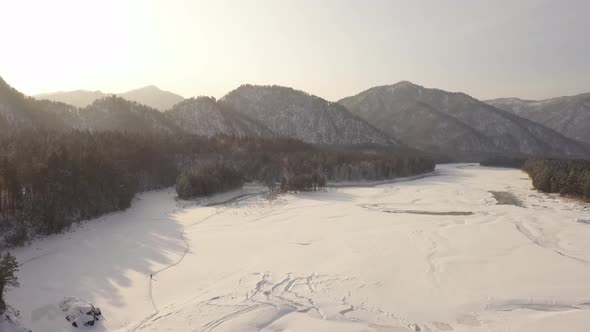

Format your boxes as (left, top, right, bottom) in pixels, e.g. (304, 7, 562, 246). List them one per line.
(78, 96, 180, 134)
(0, 76, 78, 131)
(486, 93, 590, 144)
(221, 85, 397, 146)
(339, 82, 589, 159)
(1, 77, 179, 134)
(4, 77, 396, 145)
(7, 165, 590, 332)
(0, 308, 30, 332)
(166, 97, 273, 137)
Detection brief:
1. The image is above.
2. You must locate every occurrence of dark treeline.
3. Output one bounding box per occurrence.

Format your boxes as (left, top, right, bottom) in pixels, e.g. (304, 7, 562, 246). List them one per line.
(523, 159, 590, 200)
(0, 130, 181, 245)
(0, 130, 434, 247)
(176, 143, 434, 198)
(480, 156, 527, 168)
(176, 165, 244, 198)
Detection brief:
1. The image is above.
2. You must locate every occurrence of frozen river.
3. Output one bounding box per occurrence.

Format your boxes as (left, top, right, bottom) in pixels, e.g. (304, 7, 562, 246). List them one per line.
(8, 164, 590, 332)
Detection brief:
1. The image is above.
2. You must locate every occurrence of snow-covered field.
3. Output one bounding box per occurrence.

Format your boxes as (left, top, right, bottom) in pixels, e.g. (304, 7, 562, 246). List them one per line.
(7, 164, 590, 332)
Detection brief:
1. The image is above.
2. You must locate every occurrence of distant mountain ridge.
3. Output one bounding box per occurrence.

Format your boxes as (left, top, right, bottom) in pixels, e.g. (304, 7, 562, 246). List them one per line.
(486, 93, 590, 144)
(78, 96, 180, 133)
(2, 75, 588, 159)
(36, 85, 184, 111)
(120, 86, 185, 111)
(3, 77, 399, 147)
(1, 76, 180, 134)
(220, 85, 397, 146)
(339, 81, 589, 159)
(35, 90, 105, 109)
(0, 76, 78, 131)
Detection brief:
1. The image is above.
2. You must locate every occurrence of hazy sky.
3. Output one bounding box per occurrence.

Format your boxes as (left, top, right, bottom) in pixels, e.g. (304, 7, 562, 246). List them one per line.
(1, 0, 589, 101)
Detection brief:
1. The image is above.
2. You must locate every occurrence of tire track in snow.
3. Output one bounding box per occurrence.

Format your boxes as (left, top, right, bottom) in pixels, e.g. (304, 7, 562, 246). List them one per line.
(512, 221, 590, 266)
(18, 251, 56, 267)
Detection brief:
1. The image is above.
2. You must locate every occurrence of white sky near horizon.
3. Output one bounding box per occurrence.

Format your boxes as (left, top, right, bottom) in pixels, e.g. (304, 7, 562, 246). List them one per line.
(0, 0, 589, 101)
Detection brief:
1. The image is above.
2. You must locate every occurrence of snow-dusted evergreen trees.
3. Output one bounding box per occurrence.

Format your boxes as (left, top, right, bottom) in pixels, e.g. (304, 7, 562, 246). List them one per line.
(524, 159, 590, 200)
(176, 165, 244, 199)
(0, 131, 434, 247)
(0, 252, 19, 314)
(173, 139, 435, 196)
(0, 131, 179, 243)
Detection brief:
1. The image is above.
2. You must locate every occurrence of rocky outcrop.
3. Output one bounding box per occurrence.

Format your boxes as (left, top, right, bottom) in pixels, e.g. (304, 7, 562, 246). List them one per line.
(59, 297, 102, 328)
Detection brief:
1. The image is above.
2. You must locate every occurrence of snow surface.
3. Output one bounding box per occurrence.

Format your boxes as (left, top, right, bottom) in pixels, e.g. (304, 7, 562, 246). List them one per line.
(7, 165, 590, 332)
(0, 307, 30, 332)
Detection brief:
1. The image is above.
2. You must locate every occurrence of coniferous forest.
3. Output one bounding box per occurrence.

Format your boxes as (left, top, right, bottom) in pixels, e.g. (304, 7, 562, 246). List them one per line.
(479, 156, 527, 168)
(523, 159, 590, 201)
(0, 130, 434, 247)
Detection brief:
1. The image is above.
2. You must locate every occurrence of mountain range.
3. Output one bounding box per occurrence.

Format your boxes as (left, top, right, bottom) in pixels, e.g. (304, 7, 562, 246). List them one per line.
(220, 85, 396, 146)
(0, 77, 179, 134)
(339, 82, 588, 159)
(2, 77, 396, 147)
(35, 85, 184, 111)
(486, 93, 590, 144)
(2, 75, 589, 160)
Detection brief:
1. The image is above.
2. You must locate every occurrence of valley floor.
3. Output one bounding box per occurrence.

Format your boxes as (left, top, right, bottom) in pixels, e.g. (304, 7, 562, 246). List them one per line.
(7, 164, 590, 332)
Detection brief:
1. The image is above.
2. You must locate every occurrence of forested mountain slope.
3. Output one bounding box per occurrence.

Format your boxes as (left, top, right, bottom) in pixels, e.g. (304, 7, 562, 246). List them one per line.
(339, 81, 588, 159)
(0, 76, 78, 132)
(79, 96, 180, 134)
(486, 93, 590, 144)
(221, 85, 398, 146)
(166, 97, 273, 137)
(2, 77, 179, 134)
